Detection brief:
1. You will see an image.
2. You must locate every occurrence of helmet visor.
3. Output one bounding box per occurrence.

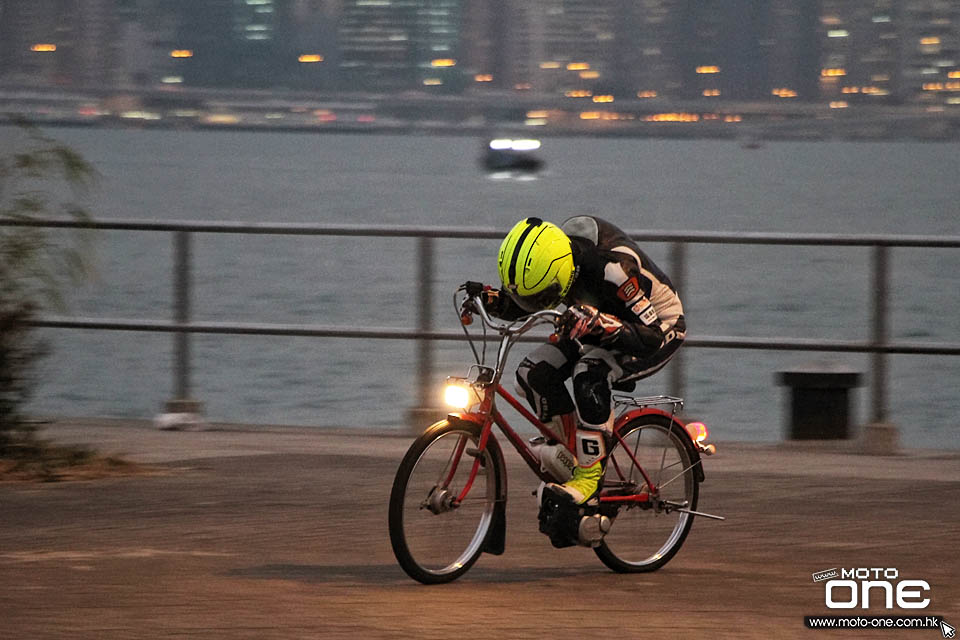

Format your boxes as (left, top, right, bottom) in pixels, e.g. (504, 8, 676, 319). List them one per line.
(507, 282, 564, 313)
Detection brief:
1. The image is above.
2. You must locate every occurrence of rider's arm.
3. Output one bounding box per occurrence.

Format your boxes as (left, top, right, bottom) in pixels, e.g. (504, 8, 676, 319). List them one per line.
(590, 252, 670, 355)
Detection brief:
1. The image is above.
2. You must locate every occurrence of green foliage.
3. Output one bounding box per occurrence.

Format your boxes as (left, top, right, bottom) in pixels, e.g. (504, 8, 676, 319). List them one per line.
(0, 115, 98, 454)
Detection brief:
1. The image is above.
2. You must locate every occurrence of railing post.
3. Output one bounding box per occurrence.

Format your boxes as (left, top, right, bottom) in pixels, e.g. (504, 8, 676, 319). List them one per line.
(669, 241, 686, 402)
(407, 236, 443, 429)
(870, 245, 889, 422)
(863, 244, 897, 454)
(164, 230, 202, 417)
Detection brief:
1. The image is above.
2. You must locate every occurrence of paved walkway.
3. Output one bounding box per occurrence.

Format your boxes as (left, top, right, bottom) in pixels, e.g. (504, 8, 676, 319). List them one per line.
(2, 418, 958, 639)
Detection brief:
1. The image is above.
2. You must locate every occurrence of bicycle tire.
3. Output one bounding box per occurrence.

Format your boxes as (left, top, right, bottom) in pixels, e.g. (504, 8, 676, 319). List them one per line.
(389, 418, 504, 584)
(594, 413, 700, 573)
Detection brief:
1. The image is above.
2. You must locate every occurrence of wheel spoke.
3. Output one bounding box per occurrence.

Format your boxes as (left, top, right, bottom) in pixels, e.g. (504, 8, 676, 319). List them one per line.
(595, 416, 699, 573)
(389, 422, 500, 584)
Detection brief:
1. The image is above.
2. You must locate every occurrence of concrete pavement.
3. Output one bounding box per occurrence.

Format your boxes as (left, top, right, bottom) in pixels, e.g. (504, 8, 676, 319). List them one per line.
(1, 417, 958, 639)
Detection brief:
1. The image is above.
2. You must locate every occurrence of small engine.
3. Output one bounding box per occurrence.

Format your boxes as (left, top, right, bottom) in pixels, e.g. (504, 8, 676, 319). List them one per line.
(537, 484, 612, 548)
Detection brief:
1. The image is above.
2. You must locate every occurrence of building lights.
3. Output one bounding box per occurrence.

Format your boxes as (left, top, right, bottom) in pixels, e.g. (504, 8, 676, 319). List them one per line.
(298, 54, 324, 63)
(592, 95, 614, 103)
(539, 61, 561, 69)
(565, 90, 593, 98)
(579, 71, 599, 79)
(474, 74, 493, 82)
(579, 112, 633, 121)
(829, 101, 849, 108)
(566, 62, 590, 71)
(636, 90, 658, 98)
(950, 71, 960, 79)
(702, 89, 720, 97)
(430, 58, 456, 67)
(828, 30, 850, 38)
(696, 65, 720, 74)
(644, 112, 700, 122)
(821, 68, 847, 77)
(170, 49, 194, 58)
(30, 43, 57, 52)
(920, 37, 941, 45)
(772, 88, 797, 98)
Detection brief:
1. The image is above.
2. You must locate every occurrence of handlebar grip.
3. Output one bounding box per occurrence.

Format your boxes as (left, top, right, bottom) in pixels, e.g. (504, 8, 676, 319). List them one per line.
(463, 281, 485, 297)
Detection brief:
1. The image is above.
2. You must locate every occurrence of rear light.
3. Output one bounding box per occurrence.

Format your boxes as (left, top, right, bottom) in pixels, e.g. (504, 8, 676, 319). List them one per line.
(685, 421, 708, 443)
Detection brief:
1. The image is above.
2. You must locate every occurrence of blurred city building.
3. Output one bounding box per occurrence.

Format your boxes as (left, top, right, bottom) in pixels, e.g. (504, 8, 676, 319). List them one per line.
(900, 0, 960, 108)
(0, 0, 119, 89)
(817, 0, 900, 104)
(0, 0, 959, 107)
(337, 0, 464, 93)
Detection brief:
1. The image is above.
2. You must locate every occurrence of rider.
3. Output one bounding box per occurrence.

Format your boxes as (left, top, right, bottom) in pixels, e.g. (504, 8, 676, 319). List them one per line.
(485, 215, 685, 506)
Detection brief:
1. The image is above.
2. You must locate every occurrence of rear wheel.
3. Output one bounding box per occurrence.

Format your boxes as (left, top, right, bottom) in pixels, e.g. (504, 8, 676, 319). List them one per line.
(594, 414, 699, 572)
(388, 419, 503, 584)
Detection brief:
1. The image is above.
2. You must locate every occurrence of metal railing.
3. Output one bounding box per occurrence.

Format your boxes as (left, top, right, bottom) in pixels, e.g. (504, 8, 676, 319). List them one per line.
(4, 217, 960, 423)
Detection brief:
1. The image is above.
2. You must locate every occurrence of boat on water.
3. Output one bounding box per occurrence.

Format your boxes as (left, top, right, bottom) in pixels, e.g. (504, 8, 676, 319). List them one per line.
(481, 137, 544, 172)
(739, 134, 765, 150)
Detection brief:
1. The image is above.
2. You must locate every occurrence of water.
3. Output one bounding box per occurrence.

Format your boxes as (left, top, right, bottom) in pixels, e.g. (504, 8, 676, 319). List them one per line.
(4, 127, 959, 447)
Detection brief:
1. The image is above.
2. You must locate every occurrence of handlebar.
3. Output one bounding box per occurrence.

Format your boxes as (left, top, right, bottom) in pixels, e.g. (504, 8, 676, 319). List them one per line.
(455, 283, 565, 378)
(459, 288, 562, 338)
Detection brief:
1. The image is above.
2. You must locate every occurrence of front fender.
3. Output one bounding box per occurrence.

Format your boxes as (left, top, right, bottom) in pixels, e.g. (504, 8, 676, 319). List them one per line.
(445, 414, 508, 555)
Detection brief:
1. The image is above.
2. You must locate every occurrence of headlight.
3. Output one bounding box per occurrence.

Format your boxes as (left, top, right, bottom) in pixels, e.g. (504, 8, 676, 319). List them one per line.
(443, 382, 472, 409)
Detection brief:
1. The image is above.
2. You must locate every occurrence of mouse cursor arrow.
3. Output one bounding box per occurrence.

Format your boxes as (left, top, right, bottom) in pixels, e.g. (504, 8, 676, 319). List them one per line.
(942, 619, 956, 639)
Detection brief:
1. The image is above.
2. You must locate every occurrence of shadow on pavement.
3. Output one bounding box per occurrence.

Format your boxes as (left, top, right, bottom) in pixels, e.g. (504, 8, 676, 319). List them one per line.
(228, 563, 588, 584)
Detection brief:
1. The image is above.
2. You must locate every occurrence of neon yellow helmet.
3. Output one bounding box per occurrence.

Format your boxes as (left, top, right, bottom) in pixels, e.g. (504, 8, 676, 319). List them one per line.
(497, 217, 575, 312)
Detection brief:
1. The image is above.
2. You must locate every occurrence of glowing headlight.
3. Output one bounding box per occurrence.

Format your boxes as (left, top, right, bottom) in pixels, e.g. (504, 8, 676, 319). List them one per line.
(444, 383, 472, 409)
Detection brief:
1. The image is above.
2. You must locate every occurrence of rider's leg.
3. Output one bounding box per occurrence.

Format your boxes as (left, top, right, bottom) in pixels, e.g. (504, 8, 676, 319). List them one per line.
(515, 340, 578, 423)
(548, 349, 623, 504)
(516, 341, 582, 480)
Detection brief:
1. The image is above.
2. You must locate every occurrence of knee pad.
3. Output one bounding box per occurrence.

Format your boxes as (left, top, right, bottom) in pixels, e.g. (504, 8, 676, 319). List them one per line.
(573, 363, 612, 426)
(516, 359, 575, 420)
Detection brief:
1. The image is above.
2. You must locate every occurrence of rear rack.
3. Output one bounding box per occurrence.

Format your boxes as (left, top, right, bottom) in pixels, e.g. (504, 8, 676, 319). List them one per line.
(612, 395, 684, 413)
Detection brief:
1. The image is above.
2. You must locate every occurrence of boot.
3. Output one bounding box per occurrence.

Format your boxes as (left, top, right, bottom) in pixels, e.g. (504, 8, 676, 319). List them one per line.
(547, 428, 606, 504)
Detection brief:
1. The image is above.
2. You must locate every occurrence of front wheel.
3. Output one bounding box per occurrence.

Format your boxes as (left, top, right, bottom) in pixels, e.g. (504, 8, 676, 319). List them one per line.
(594, 414, 700, 572)
(388, 419, 503, 584)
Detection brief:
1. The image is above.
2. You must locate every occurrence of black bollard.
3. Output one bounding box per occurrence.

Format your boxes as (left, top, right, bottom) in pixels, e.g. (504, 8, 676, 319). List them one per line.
(777, 365, 862, 440)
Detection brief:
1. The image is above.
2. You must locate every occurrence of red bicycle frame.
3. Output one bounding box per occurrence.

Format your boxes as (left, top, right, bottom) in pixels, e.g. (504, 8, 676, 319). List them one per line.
(449, 382, 679, 507)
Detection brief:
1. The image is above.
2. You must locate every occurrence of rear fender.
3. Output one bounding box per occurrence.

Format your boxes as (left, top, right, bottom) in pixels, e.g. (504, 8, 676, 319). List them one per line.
(614, 408, 706, 483)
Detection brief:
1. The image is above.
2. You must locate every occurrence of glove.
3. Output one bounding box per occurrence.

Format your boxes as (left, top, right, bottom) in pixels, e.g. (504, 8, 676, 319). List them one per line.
(559, 304, 624, 345)
(462, 282, 509, 317)
(476, 286, 515, 319)
(559, 304, 600, 340)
